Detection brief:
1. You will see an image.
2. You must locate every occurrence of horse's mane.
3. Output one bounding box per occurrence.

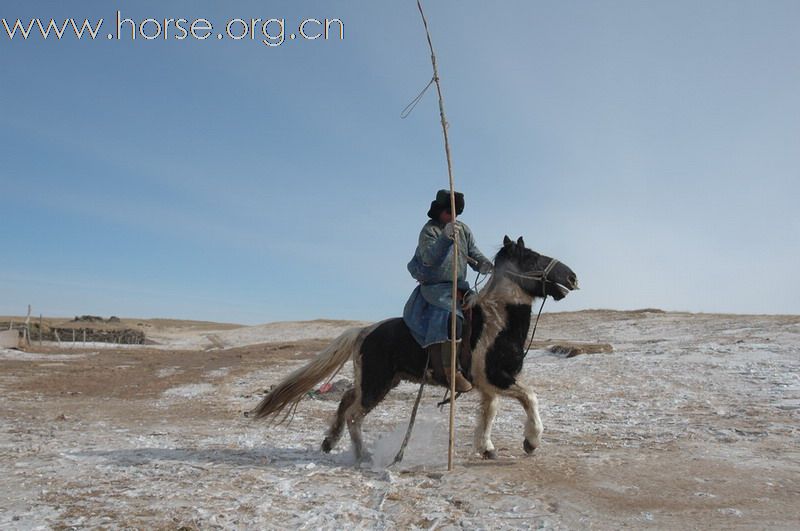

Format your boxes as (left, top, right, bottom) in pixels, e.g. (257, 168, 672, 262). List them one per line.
(470, 263, 533, 310)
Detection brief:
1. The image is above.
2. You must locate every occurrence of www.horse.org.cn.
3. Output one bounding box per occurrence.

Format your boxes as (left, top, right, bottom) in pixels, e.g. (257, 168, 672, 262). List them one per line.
(1, 11, 344, 47)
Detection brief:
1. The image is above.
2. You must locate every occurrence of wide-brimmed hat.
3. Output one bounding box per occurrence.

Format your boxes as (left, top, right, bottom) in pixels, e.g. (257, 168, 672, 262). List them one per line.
(427, 189, 465, 219)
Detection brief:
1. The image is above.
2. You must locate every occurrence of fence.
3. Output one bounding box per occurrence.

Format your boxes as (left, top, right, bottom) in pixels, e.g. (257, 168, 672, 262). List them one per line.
(0, 320, 146, 346)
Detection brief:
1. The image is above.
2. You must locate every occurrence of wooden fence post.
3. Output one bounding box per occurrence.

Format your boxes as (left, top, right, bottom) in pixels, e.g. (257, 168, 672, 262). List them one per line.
(24, 305, 31, 347)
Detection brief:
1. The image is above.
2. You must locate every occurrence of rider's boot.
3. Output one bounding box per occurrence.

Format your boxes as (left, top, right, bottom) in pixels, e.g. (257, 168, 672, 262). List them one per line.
(440, 342, 472, 393)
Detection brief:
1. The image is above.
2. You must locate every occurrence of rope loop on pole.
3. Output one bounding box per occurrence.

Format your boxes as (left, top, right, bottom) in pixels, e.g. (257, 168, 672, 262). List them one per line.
(401, 76, 436, 119)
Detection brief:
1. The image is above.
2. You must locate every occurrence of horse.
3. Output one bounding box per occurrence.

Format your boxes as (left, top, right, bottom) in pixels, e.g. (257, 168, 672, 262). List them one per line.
(250, 235, 578, 461)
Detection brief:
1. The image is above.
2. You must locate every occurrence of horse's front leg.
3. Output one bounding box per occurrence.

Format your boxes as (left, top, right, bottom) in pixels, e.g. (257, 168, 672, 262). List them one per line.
(502, 382, 543, 454)
(474, 390, 499, 459)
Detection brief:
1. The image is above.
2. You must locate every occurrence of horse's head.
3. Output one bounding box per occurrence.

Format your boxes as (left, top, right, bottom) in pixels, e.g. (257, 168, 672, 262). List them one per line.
(494, 235, 578, 301)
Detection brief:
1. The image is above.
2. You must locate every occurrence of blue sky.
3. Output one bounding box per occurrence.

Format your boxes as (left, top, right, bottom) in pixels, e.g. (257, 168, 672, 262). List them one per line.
(1, 1, 798, 324)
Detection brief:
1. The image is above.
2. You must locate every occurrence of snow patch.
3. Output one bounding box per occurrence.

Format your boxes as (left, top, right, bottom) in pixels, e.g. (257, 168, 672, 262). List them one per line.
(0, 348, 94, 361)
(162, 383, 215, 398)
(157, 367, 181, 378)
(205, 368, 230, 379)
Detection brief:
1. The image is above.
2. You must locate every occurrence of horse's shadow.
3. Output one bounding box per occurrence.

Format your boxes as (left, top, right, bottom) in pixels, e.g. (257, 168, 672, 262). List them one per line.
(71, 445, 358, 470)
(72, 444, 522, 474)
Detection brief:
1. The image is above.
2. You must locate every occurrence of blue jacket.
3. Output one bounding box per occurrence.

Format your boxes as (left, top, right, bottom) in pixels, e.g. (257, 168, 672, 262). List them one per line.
(403, 220, 491, 347)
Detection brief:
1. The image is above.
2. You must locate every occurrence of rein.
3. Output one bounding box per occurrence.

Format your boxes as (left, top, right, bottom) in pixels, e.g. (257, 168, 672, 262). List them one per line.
(505, 258, 560, 357)
(525, 297, 547, 357)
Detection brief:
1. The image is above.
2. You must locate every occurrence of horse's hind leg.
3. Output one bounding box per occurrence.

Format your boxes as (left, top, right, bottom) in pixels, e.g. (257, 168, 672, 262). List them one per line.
(502, 382, 543, 454)
(321, 387, 369, 461)
(322, 388, 356, 453)
(345, 402, 368, 461)
(474, 390, 499, 459)
(344, 373, 398, 462)
(344, 383, 393, 462)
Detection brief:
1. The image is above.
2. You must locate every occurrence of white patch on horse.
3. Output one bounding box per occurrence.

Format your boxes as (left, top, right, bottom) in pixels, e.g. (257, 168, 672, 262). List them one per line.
(470, 275, 533, 391)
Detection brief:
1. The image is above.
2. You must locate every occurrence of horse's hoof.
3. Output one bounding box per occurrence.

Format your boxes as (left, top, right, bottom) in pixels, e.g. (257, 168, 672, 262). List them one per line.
(321, 439, 332, 453)
(523, 439, 536, 454)
(355, 452, 372, 464)
(482, 449, 498, 460)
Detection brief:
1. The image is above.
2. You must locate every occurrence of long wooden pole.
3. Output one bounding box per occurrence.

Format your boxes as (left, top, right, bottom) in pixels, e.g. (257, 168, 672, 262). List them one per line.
(415, 0, 459, 471)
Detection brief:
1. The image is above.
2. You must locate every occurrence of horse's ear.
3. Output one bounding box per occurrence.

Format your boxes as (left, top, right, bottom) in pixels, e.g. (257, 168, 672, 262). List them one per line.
(503, 235, 512, 246)
(517, 236, 525, 247)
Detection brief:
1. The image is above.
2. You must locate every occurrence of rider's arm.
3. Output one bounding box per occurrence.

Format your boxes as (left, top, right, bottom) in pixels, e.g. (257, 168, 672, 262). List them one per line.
(465, 227, 492, 273)
(418, 224, 453, 267)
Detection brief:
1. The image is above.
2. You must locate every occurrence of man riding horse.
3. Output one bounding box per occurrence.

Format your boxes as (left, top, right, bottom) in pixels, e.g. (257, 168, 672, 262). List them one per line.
(251, 213, 579, 460)
(403, 189, 493, 393)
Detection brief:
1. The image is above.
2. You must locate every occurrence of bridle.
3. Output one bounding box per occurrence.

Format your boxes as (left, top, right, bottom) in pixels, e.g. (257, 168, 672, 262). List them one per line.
(504, 257, 560, 286)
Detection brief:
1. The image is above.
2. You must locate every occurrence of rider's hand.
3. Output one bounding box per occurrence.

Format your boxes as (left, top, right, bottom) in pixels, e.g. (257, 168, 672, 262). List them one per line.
(478, 261, 493, 275)
(463, 290, 478, 308)
(443, 222, 460, 240)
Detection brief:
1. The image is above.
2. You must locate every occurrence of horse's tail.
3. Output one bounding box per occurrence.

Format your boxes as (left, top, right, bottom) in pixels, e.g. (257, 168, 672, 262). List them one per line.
(249, 326, 365, 421)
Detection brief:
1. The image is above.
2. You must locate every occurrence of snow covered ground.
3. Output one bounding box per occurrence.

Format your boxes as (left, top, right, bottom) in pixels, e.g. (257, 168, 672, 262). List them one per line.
(1, 311, 798, 529)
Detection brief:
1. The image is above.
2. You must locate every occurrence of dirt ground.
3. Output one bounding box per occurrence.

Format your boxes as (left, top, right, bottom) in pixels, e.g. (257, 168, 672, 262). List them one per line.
(1, 311, 799, 529)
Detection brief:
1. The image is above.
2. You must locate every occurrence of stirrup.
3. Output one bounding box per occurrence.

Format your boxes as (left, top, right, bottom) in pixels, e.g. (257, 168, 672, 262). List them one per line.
(444, 367, 472, 393)
(437, 389, 463, 409)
